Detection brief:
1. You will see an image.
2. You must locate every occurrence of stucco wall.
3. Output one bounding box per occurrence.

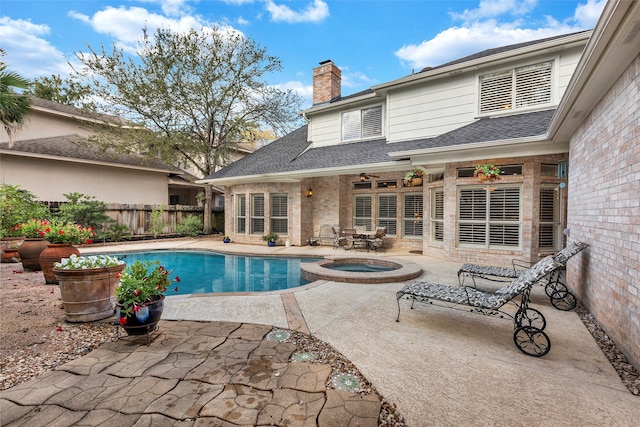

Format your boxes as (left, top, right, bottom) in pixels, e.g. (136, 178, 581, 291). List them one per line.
(0, 110, 93, 143)
(566, 54, 640, 370)
(0, 155, 168, 204)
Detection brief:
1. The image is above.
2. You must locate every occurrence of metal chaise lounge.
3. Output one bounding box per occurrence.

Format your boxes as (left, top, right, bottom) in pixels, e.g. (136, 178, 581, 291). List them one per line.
(396, 255, 561, 357)
(456, 241, 588, 311)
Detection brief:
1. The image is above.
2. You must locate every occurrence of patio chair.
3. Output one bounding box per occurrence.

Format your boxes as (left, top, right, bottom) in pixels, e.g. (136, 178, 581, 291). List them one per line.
(331, 226, 348, 250)
(317, 224, 335, 246)
(366, 226, 387, 252)
(457, 241, 588, 311)
(396, 255, 561, 357)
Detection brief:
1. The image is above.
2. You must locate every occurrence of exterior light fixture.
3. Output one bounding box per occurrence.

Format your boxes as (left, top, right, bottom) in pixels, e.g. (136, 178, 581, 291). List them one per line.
(306, 187, 313, 198)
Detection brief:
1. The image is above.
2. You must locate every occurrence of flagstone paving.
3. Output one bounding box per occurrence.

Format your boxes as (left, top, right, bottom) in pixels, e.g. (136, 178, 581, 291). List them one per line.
(0, 321, 381, 426)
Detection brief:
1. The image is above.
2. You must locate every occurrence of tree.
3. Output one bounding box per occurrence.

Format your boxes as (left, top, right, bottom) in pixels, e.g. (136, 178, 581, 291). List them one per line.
(74, 26, 303, 234)
(27, 74, 96, 111)
(0, 49, 31, 148)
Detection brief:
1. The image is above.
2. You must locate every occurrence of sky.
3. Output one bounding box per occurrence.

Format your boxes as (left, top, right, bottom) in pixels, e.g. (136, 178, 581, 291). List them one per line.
(1, 0, 606, 108)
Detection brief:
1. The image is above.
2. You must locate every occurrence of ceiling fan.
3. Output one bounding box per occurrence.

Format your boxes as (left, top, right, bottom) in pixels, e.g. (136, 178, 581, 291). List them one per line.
(359, 172, 380, 181)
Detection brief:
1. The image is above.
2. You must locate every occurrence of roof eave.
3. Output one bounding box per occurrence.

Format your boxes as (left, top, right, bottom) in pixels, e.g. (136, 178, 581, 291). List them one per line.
(389, 135, 567, 165)
(0, 149, 176, 174)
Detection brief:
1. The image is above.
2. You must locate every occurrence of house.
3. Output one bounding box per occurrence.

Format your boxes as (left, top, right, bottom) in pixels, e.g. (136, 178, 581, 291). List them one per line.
(202, 0, 640, 369)
(0, 97, 206, 205)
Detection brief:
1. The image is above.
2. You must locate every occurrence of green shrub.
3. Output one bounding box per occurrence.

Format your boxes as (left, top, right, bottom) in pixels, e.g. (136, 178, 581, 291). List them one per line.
(0, 184, 49, 238)
(55, 192, 114, 240)
(176, 215, 203, 237)
(103, 223, 131, 242)
(148, 205, 165, 237)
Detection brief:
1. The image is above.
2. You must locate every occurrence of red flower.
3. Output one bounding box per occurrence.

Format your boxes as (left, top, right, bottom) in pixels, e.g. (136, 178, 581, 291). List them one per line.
(86, 239, 93, 244)
(57, 325, 63, 332)
(134, 289, 141, 296)
(119, 317, 127, 325)
(132, 304, 140, 313)
(116, 272, 122, 279)
(175, 276, 181, 283)
(58, 230, 64, 235)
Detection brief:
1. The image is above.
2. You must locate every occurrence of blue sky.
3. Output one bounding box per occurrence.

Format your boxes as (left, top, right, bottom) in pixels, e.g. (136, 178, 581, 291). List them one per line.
(1, 0, 606, 108)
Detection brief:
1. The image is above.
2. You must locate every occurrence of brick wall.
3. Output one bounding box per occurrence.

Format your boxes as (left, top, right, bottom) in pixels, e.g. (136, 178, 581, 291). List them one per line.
(566, 54, 640, 370)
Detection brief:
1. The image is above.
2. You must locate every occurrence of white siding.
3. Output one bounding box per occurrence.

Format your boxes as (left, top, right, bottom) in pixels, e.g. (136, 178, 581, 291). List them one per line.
(387, 77, 476, 142)
(307, 110, 341, 147)
(557, 46, 585, 102)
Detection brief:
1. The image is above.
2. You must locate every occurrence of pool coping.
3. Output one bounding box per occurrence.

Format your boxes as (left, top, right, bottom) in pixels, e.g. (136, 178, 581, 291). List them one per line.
(300, 255, 423, 284)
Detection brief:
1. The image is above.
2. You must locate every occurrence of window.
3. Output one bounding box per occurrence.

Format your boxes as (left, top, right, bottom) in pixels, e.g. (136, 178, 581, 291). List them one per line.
(429, 190, 442, 242)
(479, 61, 552, 114)
(342, 106, 382, 141)
(237, 194, 246, 233)
(458, 186, 521, 248)
(539, 186, 560, 250)
(377, 194, 397, 235)
(405, 193, 424, 238)
(250, 194, 264, 234)
(217, 195, 225, 208)
(353, 195, 372, 230)
(270, 194, 288, 235)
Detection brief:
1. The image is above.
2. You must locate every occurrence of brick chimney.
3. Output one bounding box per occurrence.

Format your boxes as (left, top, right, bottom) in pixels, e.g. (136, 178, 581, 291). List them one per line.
(313, 60, 341, 105)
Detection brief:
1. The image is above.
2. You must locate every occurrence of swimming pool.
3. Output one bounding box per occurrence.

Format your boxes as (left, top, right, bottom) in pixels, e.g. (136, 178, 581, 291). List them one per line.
(108, 251, 322, 295)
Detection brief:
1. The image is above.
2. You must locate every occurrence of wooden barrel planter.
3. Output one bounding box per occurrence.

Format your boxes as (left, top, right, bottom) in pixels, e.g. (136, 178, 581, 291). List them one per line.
(53, 263, 126, 322)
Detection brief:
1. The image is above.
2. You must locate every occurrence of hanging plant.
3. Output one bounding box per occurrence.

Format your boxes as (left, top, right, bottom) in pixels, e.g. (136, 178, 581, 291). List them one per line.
(404, 168, 425, 186)
(473, 164, 501, 182)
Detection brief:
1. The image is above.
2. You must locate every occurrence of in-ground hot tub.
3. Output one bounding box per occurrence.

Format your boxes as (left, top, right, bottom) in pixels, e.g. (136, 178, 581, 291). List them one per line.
(300, 257, 422, 284)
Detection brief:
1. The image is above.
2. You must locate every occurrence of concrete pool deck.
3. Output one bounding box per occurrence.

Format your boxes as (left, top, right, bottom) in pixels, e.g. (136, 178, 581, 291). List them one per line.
(35, 238, 640, 425)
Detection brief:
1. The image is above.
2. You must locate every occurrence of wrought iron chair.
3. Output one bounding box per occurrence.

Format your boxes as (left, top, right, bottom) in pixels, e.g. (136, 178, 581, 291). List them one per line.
(366, 226, 387, 252)
(331, 226, 348, 250)
(457, 241, 588, 311)
(396, 256, 561, 357)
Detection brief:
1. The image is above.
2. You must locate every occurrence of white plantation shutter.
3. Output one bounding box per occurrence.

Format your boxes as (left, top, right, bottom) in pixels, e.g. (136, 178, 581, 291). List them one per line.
(377, 194, 397, 235)
(250, 194, 264, 234)
(237, 194, 246, 233)
(480, 71, 512, 113)
(430, 190, 442, 241)
(515, 62, 552, 108)
(341, 106, 382, 140)
(270, 194, 288, 234)
(405, 193, 424, 237)
(354, 195, 372, 229)
(362, 106, 382, 137)
(480, 61, 552, 114)
(458, 186, 521, 248)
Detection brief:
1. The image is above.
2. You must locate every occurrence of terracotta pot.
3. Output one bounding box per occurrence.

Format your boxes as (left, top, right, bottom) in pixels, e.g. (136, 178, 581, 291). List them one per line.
(18, 238, 49, 271)
(39, 243, 81, 284)
(1, 248, 20, 263)
(117, 296, 164, 336)
(1, 236, 25, 251)
(53, 263, 126, 322)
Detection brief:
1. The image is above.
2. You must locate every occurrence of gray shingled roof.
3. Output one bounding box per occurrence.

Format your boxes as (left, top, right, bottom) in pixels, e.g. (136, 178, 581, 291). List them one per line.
(205, 109, 555, 180)
(1, 134, 192, 176)
(30, 97, 129, 125)
(420, 31, 590, 73)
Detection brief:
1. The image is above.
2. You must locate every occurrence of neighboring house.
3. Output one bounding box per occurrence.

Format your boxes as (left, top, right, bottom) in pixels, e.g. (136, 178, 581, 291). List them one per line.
(202, 0, 640, 369)
(0, 97, 205, 205)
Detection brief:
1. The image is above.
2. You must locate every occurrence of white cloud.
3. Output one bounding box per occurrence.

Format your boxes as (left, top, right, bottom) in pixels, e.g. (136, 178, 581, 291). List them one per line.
(68, 6, 213, 52)
(0, 17, 73, 78)
(395, 0, 606, 70)
(265, 0, 329, 23)
(236, 16, 250, 26)
(451, 0, 538, 22)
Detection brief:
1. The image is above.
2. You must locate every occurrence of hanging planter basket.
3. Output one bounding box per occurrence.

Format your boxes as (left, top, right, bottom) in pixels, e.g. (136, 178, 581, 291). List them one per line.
(473, 164, 501, 183)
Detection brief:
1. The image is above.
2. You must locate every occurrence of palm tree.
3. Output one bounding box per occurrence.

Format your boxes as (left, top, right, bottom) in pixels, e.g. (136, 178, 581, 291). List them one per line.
(0, 54, 31, 148)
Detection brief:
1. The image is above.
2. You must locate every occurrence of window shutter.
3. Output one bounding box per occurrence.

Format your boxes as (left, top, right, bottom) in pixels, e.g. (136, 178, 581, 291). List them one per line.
(378, 194, 397, 235)
(459, 188, 487, 220)
(489, 188, 520, 221)
(515, 62, 552, 108)
(479, 71, 512, 113)
(342, 111, 361, 140)
(362, 106, 382, 137)
(539, 187, 557, 249)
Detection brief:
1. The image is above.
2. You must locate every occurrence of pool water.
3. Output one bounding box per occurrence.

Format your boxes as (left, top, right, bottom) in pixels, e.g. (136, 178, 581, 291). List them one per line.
(109, 251, 322, 295)
(324, 263, 397, 273)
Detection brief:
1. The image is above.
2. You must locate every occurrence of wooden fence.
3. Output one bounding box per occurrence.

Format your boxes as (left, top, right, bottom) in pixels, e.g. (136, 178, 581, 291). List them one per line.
(105, 204, 224, 236)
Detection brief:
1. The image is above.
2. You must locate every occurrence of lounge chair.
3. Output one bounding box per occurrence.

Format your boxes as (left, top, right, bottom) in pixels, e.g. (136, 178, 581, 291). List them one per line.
(396, 255, 561, 357)
(457, 241, 588, 311)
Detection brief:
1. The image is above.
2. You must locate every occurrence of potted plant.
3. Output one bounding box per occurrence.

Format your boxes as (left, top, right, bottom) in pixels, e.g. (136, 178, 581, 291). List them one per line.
(262, 231, 279, 247)
(39, 221, 95, 284)
(1, 244, 20, 263)
(307, 238, 318, 246)
(473, 164, 501, 182)
(404, 168, 425, 186)
(16, 218, 51, 271)
(0, 184, 48, 241)
(115, 260, 179, 336)
(53, 254, 126, 322)
(223, 235, 231, 243)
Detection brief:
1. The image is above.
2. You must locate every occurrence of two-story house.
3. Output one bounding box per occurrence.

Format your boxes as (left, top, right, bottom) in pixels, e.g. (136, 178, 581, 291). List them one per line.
(204, 31, 589, 266)
(202, 0, 640, 372)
